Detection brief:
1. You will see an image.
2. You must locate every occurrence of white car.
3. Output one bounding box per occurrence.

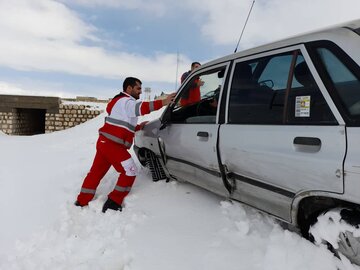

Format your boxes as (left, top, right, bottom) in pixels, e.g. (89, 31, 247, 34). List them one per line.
(134, 19, 360, 264)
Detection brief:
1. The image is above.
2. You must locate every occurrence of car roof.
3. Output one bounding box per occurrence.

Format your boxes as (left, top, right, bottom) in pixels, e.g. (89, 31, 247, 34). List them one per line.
(202, 18, 360, 67)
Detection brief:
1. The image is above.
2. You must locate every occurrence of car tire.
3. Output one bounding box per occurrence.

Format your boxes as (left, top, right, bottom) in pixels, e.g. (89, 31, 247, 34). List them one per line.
(309, 208, 360, 265)
(145, 150, 168, 182)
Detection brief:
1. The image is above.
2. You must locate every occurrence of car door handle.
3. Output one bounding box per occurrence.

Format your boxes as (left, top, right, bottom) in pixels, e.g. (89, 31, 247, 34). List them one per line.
(293, 137, 321, 153)
(197, 131, 209, 138)
(197, 131, 209, 141)
(293, 137, 321, 146)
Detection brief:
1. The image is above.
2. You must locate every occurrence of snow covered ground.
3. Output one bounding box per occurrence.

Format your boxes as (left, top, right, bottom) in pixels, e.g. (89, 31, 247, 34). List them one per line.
(0, 108, 359, 270)
(61, 100, 107, 111)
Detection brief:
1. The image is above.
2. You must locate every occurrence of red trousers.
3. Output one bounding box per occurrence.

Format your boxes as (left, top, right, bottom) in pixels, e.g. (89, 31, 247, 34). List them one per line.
(77, 135, 138, 206)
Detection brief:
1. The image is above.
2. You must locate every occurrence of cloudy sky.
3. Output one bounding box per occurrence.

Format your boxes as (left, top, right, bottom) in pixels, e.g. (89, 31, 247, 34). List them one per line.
(0, 0, 359, 99)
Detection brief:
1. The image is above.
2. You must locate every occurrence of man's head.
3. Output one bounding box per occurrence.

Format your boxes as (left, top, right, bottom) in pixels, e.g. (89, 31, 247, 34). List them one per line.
(123, 77, 142, 100)
(191, 62, 201, 71)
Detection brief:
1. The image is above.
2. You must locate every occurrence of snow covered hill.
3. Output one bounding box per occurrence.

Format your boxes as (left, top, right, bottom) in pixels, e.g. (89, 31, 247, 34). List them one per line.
(0, 109, 358, 270)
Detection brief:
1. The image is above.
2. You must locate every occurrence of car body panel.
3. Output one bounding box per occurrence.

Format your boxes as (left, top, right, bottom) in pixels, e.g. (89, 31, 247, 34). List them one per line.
(343, 128, 360, 201)
(219, 124, 346, 221)
(158, 123, 228, 196)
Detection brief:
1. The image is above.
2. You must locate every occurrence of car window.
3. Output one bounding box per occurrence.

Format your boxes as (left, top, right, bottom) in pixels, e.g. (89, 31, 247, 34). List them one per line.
(286, 54, 337, 124)
(228, 50, 337, 125)
(316, 47, 360, 117)
(171, 67, 226, 124)
(228, 53, 291, 124)
(258, 55, 293, 90)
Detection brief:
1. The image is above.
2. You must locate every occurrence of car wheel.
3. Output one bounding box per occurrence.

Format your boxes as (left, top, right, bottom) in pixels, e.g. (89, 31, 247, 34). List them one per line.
(309, 208, 360, 265)
(145, 150, 168, 182)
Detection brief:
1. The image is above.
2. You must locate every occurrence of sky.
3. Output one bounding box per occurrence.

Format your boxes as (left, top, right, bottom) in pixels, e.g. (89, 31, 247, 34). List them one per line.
(0, 106, 360, 269)
(0, 0, 360, 99)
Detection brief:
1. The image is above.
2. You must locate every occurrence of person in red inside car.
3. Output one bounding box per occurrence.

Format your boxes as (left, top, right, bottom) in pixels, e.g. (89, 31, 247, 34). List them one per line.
(75, 77, 176, 213)
(180, 62, 204, 106)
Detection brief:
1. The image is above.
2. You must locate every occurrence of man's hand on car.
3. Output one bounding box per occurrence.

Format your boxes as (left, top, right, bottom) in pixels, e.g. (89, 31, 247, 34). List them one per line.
(162, 93, 177, 106)
(138, 121, 149, 130)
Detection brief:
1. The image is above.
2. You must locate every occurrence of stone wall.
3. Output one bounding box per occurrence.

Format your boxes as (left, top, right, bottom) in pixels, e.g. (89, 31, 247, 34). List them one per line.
(0, 111, 14, 135)
(45, 103, 102, 133)
(0, 102, 104, 135)
(0, 109, 44, 135)
(14, 108, 46, 135)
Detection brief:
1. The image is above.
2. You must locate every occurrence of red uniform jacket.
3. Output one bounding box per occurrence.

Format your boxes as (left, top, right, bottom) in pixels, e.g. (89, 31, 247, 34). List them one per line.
(99, 92, 163, 148)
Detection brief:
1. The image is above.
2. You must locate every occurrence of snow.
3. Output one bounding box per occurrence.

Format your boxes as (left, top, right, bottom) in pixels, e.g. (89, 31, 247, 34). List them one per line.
(61, 100, 107, 111)
(0, 107, 359, 270)
(310, 209, 360, 249)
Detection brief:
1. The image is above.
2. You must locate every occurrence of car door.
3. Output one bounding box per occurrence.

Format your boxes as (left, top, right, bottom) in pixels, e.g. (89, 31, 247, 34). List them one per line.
(219, 46, 346, 222)
(158, 63, 230, 196)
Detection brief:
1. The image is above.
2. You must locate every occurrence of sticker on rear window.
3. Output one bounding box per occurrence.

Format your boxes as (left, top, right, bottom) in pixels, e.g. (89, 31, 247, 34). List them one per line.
(295, 96, 310, 117)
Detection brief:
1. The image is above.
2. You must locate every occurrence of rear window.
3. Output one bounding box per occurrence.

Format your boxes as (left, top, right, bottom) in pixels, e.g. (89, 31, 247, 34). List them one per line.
(316, 47, 360, 117)
(228, 50, 336, 125)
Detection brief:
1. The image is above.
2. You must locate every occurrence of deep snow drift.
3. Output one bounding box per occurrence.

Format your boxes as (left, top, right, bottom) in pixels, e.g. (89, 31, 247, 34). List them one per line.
(0, 106, 359, 270)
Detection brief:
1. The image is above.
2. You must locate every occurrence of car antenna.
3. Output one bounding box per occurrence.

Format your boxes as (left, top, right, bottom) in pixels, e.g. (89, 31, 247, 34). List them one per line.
(175, 50, 179, 91)
(234, 0, 255, 53)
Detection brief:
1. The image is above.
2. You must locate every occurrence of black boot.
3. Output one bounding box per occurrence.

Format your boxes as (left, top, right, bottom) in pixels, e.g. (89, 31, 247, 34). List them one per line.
(102, 198, 122, 213)
(74, 200, 85, 207)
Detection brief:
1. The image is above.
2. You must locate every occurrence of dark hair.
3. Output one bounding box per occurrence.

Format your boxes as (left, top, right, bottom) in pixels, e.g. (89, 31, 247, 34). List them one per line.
(123, 77, 142, 91)
(191, 62, 201, 68)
